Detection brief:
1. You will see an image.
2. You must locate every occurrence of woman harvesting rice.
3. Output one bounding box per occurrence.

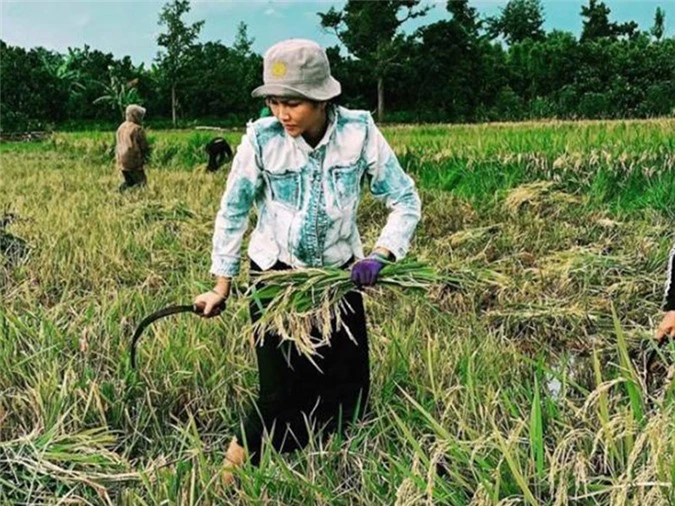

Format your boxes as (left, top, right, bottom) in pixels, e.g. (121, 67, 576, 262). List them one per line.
(193, 39, 421, 481)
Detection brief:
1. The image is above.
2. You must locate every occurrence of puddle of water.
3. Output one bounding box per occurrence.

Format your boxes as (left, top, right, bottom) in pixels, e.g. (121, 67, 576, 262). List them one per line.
(545, 353, 594, 400)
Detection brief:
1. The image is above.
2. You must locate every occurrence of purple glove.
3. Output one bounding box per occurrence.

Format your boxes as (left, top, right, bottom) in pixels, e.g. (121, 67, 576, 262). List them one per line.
(351, 255, 386, 287)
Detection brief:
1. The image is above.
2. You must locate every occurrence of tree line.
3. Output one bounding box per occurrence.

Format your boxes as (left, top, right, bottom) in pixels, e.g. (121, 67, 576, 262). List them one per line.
(1, 0, 673, 132)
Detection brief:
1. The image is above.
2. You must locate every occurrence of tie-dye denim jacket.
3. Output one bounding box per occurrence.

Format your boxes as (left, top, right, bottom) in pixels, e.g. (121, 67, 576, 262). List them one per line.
(210, 106, 421, 277)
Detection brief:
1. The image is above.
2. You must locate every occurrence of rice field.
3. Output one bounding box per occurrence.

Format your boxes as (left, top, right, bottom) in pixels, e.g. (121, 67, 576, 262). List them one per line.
(1, 118, 674, 505)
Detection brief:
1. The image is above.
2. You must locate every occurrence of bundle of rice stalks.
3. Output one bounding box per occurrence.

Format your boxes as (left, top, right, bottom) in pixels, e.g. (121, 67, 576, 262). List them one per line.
(503, 181, 581, 214)
(245, 262, 456, 364)
(530, 246, 633, 281)
(447, 224, 501, 248)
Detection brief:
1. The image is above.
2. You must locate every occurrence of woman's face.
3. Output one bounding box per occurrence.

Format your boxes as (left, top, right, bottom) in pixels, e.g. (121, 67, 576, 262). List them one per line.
(266, 97, 326, 138)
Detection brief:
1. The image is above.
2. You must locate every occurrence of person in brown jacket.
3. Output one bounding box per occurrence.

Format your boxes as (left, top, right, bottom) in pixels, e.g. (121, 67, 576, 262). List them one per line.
(116, 104, 150, 191)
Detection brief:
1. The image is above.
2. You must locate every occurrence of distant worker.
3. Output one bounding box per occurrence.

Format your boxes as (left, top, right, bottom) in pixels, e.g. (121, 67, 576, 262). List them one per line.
(205, 137, 233, 172)
(115, 104, 150, 191)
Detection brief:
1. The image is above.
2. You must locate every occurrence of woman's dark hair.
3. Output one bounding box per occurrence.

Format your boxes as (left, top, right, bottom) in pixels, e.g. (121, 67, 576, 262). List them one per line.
(264, 97, 339, 107)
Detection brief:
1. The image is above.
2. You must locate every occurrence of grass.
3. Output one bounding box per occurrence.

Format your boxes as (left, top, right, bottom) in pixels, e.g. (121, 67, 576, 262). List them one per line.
(0, 118, 674, 504)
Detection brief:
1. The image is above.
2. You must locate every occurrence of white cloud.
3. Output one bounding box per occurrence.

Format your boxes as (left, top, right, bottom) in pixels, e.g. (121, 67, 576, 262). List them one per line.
(74, 15, 90, 29)
(263, 6, 286, 18)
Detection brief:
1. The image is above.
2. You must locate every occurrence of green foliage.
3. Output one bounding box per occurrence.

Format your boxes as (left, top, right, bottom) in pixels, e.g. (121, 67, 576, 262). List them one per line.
(487, 0, 546, 45)
(93, 72, 142, 119)
(0, 42, 67, 132)
(318, 0, 430, 121)
(651, 7, 666, 41)
(155, 0, 205, 126)
(156, 0, 204, 80)
(1, 1, 674, 131)
(580, 0, 640, 42)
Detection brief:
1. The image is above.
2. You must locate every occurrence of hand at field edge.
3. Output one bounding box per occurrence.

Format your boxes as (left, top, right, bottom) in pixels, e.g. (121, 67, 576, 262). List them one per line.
(655, 311, 675, 341)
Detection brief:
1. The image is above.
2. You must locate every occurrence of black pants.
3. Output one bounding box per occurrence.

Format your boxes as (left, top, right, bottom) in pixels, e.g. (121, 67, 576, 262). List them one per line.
(119, 169, 147, 191)
(236, 259, 370, 465)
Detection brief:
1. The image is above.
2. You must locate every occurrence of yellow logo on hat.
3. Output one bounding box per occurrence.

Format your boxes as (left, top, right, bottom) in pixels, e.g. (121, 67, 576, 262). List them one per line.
(271, 61, 287, 78)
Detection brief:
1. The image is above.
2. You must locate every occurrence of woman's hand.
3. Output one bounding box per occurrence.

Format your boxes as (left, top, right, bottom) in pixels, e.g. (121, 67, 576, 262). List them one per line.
(350, 249, 392, 287)
(194, 277, 231, 317)
(656, 311, 675, 341)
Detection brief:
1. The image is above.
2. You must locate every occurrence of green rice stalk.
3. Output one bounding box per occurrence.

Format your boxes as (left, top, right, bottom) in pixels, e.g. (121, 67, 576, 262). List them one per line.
(245, 261, 454, 363)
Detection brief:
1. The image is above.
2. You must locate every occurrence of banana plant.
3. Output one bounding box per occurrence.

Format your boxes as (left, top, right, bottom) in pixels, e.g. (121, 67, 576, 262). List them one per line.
(93, 68, 141, 119)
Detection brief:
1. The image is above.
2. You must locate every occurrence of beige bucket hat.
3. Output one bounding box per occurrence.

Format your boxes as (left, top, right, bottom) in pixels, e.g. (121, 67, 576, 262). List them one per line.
(251, 39, 341, 101)
(125, 104, 146, 123)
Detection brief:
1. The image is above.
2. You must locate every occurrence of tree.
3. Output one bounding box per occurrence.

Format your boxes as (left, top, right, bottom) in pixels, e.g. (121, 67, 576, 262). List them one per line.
(231, 22, 262, 110)
(580, 0, 639, 42)
(57, 45, 139, 120)
(324, 45, 373, 111)
(651, 7, 665, 41)
(156, 0, 204, 126)
(178, 37, 261, 119)
(39, 49, 85, 96)
(0, 42, 69, 132)
(446, 0, 481, 35)
(580, 0, 613, 41)
(319, 0, 430, 122)
(488, 0, 545, 45)
(233, 21, 254, 56)
(616, 21, 639, 41)
(408, 1, 486, 121)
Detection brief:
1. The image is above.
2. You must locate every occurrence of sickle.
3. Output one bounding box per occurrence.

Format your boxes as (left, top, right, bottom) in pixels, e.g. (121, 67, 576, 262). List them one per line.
(129, 302, 225, 370)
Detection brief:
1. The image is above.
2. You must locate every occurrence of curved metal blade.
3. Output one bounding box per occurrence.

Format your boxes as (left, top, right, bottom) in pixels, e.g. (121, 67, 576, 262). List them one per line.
(129, 304, 197, 370)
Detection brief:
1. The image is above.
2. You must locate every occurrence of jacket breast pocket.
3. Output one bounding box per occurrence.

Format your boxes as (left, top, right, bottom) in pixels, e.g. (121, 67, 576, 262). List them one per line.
(266, 170, 302, 210)
(331, 165, 362, 209)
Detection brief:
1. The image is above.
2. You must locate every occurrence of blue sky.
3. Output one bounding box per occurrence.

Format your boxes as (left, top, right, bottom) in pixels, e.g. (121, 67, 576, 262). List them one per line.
(1, 1, 673, 66)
